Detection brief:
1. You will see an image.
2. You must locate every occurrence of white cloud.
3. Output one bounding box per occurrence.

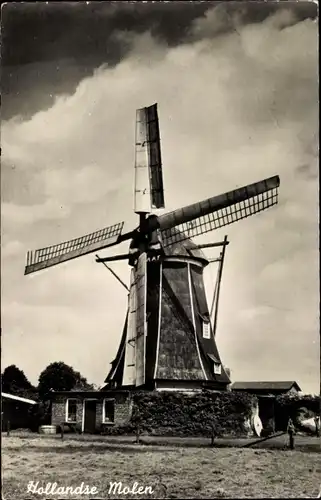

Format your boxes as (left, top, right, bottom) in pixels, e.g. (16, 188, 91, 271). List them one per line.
(1, 11, 318, 392)
(2, 200, 71, 226)
(1, 240, 24, 258)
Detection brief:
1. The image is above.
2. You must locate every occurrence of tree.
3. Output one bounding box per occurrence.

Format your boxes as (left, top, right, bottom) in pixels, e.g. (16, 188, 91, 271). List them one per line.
(1, 365, 36, 399)
(73, 370, 95, 391)
(38, 362, 94, 400)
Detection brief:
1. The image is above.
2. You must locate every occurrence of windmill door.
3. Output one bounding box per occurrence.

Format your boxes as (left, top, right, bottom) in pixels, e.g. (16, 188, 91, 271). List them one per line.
(83, 400, 97, 433)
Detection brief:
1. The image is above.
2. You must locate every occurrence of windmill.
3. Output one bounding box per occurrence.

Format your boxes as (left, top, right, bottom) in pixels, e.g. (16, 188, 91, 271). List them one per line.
(25, 103, 280, 392)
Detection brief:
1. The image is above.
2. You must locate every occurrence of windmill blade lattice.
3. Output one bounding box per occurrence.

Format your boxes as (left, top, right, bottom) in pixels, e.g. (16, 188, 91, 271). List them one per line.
(134, 253, 147, 387)
(158, 176, 279, 248)
(145, 104, 164, 209)
(25, 221, 124, 275)
(135, 103, 165, 213)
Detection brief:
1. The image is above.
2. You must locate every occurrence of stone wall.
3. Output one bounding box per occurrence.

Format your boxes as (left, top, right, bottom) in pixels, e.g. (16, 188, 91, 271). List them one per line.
(51, 392, 132, 433)
(51, 396, 67, 427)
(114, 392, 133, 425)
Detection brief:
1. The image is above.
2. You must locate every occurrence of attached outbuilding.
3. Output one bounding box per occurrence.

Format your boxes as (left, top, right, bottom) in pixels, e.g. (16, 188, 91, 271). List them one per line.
(231, 381, 302, 433)
(50, 390, 132, 434)
(1, 392, 37, 430)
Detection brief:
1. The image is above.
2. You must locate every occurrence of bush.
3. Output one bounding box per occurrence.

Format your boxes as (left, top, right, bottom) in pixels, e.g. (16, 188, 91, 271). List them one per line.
(107, 390, 256, 437)
(275, 394, 320, 431)
(28, 402, 51, 432)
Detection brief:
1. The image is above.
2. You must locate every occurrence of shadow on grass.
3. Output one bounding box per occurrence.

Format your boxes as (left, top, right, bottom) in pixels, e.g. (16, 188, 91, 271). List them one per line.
(4, 433, 320, 454)
(4, 443, 166, 454)
(5, 441, 321, 455)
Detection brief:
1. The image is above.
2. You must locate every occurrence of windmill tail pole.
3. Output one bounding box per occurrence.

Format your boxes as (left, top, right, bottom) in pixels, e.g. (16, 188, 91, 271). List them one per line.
(193, 241, 229, 250)
(211, 235, 228, 336)
(95, 253, 131, 263)
(96, 255, 129, 292)
(210, 264, 219, 319)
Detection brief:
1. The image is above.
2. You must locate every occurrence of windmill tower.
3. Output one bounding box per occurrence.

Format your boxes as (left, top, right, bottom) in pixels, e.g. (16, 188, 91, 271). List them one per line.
(25, 103, 280, 392)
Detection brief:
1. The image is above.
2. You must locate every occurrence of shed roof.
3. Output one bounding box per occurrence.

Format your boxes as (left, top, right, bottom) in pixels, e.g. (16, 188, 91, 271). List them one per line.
(231, 381, 301, 392)
(1, 392, 37, 405)
(49, 390, 131, 397)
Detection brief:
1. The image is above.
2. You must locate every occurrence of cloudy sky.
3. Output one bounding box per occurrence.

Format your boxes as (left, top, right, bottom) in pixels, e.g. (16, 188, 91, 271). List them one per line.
(1, 1, 319, 393)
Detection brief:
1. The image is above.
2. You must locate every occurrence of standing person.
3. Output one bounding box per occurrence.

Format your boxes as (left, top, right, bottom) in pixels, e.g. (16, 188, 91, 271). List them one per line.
(287, 417, 295, 449)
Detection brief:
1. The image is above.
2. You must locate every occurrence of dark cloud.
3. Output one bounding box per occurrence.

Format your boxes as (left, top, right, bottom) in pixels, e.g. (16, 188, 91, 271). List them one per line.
(1, 1, 207, 119)
(1, 1, 317, 120)
(188, 1, 317, 40)
(2, 1, 317, 66)
(226, 1, 317, 26)
(1, 2, 210, 67)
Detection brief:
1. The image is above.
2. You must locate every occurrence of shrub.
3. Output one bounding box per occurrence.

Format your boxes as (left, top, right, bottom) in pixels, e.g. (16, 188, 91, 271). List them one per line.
(28, 401, 51, 432)
(109, 390, 256, 437)
(275, 393, 320, 431)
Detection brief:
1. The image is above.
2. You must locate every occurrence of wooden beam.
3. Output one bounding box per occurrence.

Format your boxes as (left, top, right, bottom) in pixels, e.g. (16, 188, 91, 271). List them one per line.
(96, 255, 129, 292)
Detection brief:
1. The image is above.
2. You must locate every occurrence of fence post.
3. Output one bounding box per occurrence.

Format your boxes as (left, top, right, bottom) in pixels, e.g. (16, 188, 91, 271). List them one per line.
(289, 432, 294, 450)
(210, 424, 215, 447)
(135, 424, 140, 444)
(7, 420, 10, 437)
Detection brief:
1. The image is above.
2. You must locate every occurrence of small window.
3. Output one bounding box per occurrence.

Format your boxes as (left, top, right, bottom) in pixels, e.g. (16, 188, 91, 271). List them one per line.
(214, 362, 222, 375)
(103, 399, 115, 423)
(66, 399, 77, 422)
(202, 321, 211, 339)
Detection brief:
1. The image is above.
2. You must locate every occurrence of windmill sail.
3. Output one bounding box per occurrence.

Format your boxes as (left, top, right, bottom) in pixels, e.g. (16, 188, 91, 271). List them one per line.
(135, 253, 147, 387)
(150, 175, 279, 247)
(25, 221, 124, 275)
(134, 103, 165, 214)
(122, 269, 137, 386)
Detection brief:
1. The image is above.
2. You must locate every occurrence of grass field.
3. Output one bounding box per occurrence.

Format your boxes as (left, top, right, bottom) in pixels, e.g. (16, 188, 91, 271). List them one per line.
(2, 434, 321, 499)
